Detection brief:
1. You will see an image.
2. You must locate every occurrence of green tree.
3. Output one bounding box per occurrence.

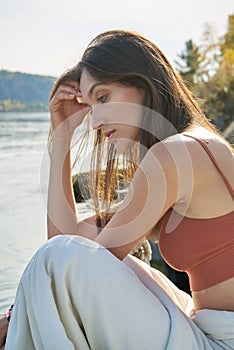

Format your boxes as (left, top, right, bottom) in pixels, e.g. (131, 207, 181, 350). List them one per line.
(175, 39, 200, 85)
(176, 15, 234, 129)
(175, 23, 221, 88)
(205, 15, 234, 128)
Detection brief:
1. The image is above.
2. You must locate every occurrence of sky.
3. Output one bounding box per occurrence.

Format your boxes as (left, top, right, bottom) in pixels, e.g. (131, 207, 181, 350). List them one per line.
(0, 0, 233, 78)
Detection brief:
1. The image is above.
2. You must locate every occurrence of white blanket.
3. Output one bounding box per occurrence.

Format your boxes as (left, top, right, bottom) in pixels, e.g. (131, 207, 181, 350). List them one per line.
(5, 235, 234, 349)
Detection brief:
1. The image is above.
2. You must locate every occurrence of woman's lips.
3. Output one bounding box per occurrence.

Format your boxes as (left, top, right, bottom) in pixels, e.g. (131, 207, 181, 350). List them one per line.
(104, 130, 116, 140)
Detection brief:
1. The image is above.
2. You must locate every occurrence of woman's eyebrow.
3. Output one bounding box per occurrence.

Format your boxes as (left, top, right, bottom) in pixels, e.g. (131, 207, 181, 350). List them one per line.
(88, 83, 105, 98)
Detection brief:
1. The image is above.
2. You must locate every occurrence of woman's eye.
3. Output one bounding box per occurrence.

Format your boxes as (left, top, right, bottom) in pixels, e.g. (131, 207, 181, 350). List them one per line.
(97, 95, 107, 103)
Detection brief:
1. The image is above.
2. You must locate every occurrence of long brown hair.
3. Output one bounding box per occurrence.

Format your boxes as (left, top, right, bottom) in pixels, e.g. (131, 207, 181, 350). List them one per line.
(49, 30, 228, 232)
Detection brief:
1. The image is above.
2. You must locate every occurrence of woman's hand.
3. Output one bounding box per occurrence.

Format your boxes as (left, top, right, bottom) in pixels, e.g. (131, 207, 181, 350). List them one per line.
(49, 83, 89, 139)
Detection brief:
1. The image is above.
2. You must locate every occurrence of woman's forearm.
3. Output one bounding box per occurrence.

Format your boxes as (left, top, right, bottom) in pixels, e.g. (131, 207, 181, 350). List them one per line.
(47, 135, 78, 239)
(47, 81, 94, 239)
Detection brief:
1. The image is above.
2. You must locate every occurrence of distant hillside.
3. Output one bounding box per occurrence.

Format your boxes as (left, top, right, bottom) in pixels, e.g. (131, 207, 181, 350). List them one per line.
(0, 70, 56, 112)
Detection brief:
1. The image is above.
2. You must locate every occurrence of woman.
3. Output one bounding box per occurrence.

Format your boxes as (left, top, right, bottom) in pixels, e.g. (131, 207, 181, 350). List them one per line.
(3, 30, 234, 349)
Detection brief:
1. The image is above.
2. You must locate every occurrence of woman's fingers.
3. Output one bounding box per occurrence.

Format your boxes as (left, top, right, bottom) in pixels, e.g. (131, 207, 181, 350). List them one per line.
(51, 82, 81, 98)
(49, 82, 89, 136)
(50, 91, 76, 105)
(50, 85, 79, 103)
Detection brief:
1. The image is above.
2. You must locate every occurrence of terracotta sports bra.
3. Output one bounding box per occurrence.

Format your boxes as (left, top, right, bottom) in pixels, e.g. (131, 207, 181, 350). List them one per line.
(159, 134, 234, 292)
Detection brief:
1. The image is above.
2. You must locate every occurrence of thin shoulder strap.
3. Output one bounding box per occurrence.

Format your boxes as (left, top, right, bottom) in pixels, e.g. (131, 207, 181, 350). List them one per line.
(183, 134, 234, 199)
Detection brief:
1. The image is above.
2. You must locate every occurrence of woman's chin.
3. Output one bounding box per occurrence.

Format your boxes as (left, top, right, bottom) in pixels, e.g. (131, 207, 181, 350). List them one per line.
(112, 139, 138, 153)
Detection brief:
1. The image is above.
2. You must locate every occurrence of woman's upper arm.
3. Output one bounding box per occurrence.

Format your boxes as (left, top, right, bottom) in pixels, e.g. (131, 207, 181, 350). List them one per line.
(95, 140, 184, 260)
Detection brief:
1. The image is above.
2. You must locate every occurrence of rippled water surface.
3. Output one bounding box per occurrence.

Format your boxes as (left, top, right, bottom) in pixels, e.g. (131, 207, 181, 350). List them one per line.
(0, 113, 92, 313)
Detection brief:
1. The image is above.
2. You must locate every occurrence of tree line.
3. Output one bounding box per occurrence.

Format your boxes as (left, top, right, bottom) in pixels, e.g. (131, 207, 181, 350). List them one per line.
(0, 70, 55, 112)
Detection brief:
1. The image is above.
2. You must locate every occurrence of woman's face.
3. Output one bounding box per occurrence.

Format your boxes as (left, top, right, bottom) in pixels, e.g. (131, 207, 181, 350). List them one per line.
(79, 69, 145, 153)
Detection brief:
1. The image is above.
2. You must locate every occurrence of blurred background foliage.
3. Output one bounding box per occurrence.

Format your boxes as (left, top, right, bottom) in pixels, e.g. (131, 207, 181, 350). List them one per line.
(175, 14, 234, 134)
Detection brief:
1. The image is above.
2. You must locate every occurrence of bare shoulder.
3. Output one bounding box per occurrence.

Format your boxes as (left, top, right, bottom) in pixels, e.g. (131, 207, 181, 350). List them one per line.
(181, 125, 233, 154)
(149, 128, 234, 209)
(181, 127, 234, 182)
(147, 132, 197, 172)
(147, 133, 190, 162)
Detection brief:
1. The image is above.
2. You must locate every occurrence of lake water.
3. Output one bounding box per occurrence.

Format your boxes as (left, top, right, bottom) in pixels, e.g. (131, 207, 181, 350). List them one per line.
(0, 112, 92, 313)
